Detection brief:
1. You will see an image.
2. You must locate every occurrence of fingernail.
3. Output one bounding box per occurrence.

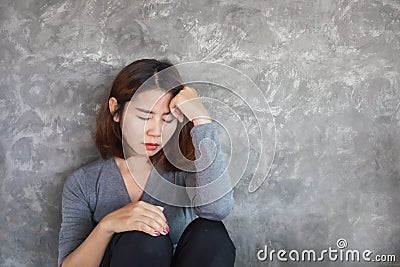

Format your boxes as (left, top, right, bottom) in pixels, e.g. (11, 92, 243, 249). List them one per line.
(154, 230, 160, 236)
(166, 225, 170, 232)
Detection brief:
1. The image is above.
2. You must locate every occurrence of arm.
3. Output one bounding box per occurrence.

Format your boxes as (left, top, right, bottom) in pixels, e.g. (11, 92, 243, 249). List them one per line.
(58, 169, 169, 267)
(185, 121, 235, 220)
(61, 224, 113, 267)
(58, 169, 113, 267)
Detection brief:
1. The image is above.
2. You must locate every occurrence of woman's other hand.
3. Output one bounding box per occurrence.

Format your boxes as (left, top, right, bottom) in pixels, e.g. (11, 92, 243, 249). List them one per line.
(169, 86, 212, 125)
(99, 201, 169, 237)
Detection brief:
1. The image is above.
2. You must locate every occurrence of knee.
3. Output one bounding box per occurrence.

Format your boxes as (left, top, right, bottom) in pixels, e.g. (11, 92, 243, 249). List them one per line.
(189, 217, 224, 231)
(187, 217, 236, 250)
(113, 230, 173, 259)
(188, 217, 227, 236)
(175, 218, 236, 266)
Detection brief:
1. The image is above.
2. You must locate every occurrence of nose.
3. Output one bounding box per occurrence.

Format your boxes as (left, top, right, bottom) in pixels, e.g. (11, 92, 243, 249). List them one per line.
(146, 117, 163, 137)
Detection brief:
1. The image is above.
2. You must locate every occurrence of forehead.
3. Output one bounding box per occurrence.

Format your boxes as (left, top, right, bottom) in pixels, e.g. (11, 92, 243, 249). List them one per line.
(131, 89, 173, 111)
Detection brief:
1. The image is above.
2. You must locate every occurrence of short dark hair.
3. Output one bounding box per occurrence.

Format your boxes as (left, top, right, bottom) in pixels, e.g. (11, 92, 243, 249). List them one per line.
(95, 58, 195, 172)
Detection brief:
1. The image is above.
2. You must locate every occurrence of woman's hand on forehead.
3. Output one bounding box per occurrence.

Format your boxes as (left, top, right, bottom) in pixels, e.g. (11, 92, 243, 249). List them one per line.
(169, 86, 211, 124)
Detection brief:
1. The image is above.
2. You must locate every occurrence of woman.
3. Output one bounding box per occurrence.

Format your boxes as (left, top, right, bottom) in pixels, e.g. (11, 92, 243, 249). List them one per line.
(58, 58, 236, 267)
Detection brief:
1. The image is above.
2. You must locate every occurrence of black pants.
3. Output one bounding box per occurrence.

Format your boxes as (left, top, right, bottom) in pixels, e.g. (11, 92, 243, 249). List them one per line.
(99, 217, 236, 267)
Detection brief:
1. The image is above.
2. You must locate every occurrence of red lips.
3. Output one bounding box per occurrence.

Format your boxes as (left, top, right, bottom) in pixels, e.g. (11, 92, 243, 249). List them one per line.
(144, 143, 159, 150)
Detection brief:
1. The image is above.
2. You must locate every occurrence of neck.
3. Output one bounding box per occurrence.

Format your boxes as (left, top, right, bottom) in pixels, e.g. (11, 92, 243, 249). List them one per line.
(114, 156, 153, 173)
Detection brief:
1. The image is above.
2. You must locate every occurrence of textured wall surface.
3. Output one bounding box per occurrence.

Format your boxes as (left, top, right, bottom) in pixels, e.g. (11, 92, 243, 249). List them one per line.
(1, 0, 400, 266)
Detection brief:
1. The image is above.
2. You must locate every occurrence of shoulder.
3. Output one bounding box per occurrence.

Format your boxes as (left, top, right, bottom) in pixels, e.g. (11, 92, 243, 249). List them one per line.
(82, 157, 110, 177)
(62, 157, 110, 196)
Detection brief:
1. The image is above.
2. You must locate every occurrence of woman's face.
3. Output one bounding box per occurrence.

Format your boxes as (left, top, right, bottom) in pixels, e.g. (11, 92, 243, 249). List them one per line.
(118, 89, 178, 158)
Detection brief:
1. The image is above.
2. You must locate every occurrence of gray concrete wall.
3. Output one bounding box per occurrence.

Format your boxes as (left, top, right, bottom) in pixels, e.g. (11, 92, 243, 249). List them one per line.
(1, 0, 399, 266)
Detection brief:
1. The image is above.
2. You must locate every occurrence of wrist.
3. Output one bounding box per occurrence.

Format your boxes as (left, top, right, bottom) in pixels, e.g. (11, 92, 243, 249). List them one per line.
(98, 219, 115, 237)
(191, 116, 212, 126)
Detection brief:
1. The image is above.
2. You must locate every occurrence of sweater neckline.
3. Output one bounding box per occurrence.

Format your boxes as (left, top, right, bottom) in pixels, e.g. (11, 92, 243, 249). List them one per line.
(110, 156, 155, 203)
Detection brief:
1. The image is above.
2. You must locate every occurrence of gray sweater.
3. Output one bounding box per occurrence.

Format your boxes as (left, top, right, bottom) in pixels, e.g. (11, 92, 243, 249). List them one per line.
(58, 122, 235, 267)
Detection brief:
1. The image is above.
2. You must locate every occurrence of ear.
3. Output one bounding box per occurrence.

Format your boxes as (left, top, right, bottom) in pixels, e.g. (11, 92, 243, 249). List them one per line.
(108, 97, 120, 122)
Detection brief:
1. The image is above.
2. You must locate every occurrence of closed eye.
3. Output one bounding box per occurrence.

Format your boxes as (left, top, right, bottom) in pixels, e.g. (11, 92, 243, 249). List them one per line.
(137, 116, 175, 123)
(137, 116, 150, 120)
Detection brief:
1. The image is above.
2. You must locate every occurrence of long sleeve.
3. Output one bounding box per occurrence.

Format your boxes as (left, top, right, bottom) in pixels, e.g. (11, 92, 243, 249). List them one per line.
(58, 168, 95, 267)
(185, 122, 235, 221)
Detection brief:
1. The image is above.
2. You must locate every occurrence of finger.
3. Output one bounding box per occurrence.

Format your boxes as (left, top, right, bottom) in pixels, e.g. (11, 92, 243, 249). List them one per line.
(139, 214, 168, 235)
(172, 108, 182, 123)
(171, 107, 185, 123)
(132, 220, 161, 237)
(177, 109, 185, 123)
(169, 97, 177, 113)
(142, 208, 168, 232)
(156, 206, 164, 212)
(134, 203, 168, 235)
(138, 201, 168, 223)
(170, 106, 181, 121)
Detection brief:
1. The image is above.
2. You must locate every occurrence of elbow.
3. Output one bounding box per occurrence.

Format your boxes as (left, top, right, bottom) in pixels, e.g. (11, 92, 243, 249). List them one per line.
(194, 194, 235, 221)
(214, 205, 234, 221)
(219, 199, 234, 220)
(195, 205, 233, 221)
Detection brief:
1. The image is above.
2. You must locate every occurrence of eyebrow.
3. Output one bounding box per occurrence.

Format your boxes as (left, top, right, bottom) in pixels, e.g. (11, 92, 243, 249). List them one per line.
(135, 107, 171, 115)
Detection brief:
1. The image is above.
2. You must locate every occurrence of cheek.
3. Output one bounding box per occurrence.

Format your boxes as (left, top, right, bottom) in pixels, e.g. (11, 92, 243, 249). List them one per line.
(123, 118, 145, 137)
(161, 123, 178, 138)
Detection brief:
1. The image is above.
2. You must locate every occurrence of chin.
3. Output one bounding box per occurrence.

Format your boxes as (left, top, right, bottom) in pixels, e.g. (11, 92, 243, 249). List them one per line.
(145, 148, 161, 155)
